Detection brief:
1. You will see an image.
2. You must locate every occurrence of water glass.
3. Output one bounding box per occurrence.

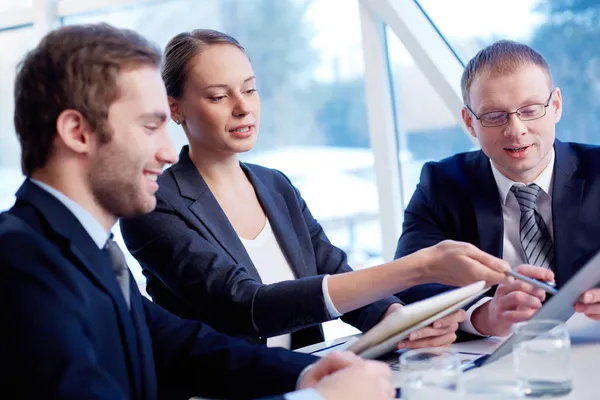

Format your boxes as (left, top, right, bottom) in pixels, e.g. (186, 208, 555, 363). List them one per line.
(512, 319, 572, 397)
(399, 348, 462, 399)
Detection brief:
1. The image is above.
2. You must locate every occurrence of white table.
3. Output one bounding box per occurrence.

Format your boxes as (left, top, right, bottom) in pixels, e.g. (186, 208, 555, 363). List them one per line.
(296, 313, 600, 399)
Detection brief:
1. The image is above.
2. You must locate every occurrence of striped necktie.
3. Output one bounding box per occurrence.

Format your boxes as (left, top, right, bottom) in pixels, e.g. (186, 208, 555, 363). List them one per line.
(104, 238, 131, 309)
(510, 183, 555, 269)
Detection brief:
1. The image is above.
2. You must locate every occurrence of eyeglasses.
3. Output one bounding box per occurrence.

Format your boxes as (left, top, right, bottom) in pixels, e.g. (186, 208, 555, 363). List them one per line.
(466, 90, 554, 127)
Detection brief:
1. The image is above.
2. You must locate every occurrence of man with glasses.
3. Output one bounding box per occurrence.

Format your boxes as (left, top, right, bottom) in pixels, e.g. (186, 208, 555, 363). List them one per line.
(394, 40, 600, 337)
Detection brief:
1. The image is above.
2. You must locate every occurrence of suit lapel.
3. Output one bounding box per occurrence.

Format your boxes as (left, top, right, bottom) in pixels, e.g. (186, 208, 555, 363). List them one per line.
(551, 140, 584, 286)
(129, 291, 157, 400)
(469, 151, 504, 258)
(244, 165, 309, 278)
(171, 146, 260, 280)
(16, 181, 144, 399)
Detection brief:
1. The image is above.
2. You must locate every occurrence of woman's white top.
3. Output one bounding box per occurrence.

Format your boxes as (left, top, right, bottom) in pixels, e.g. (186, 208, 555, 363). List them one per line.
(239, 218, 296, 349)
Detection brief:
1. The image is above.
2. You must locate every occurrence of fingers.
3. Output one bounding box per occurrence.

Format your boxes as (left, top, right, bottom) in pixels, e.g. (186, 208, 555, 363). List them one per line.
(499, 291, 543, 311)
(361, 361, 394, 398)
(409, 323, 458, 341)
(363, 359, 392, 378)
(432, 310, 466, 329)
(514, 264, 555, 282)
(500, 309, 539, 323)
(575, 289, 600, 320)
(400, 331, 458, 349)
(300, 351, 363, 388)
(505, 280, 546, 302)
(575, 303, 600, 320)
(397, 313, 462, 349)
(580, 288, 600, 304)
(314, 359, 393, 399)
(321, 351, 363, 370)
(460, 242, 510, 274)
(487, 284, 544, 330)
(381, 303, 403, 320)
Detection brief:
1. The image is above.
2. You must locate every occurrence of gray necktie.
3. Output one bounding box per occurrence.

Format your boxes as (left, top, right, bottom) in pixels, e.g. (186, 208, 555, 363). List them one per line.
(510, 184, 555, 269)
(104, 238, 131, 309)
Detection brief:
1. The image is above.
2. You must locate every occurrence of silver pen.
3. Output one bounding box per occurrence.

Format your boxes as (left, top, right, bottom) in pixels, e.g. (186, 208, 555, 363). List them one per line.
(505, 269, 558, 295)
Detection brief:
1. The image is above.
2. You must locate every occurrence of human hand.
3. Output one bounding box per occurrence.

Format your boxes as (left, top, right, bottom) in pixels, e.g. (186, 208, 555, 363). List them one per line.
(574, 288, 600, 320)
(396, 309, 466, 350)
(314, 359, 394, 400)
(472, 265, 554, 336)
(420, 240, 510, 287)
(297, 351, 363, 390)
(381, 303, 465, 349)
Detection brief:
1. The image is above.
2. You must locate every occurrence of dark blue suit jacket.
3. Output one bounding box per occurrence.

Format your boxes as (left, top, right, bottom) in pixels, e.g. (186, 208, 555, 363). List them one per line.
(0, 180, 316, 400)
(395, 140, 600, 304)
(121, 146, 399, 349)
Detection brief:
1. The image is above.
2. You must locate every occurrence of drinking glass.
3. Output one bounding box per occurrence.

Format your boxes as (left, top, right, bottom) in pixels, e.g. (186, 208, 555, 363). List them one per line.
(512, 319, 572, 397)
(399, 348, 462, 399)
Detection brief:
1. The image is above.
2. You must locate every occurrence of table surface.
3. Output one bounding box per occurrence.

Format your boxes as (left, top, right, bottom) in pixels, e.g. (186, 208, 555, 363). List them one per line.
(296, 313, 600, 399)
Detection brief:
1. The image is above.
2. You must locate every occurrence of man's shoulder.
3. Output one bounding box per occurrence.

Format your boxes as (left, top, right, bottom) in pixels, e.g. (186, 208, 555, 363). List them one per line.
(562, 141, 600, 160)
(557, 141, 600, 176)
(429, 149, 482, 166)
(420, 150, 485, 183)
(0, 211, 60, 271)
(0, 211, 40, 243)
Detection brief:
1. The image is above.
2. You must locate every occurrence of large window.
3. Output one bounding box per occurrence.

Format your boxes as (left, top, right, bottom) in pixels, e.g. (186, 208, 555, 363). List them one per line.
(417, 0, 600, 145)
(385, 26, 474, 206)
(0, 26, 35, 211)
(63, 0, 381, 266)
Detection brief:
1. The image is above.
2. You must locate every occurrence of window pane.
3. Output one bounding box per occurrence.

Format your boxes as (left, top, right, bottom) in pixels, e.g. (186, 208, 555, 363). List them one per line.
(64, 0, 375, 338)
(416, 0, 600, 144)
(0, 27, 35, 211)
(385, 26, 475, 206)
(0, 0, 31, 12)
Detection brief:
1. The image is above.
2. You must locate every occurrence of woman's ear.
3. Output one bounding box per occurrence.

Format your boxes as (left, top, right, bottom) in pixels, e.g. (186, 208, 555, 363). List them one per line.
(168, 97, 184, 125)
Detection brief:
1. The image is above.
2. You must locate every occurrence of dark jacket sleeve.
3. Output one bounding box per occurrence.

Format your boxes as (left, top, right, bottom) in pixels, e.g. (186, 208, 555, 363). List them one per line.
(122, 191, 331, 338)
(145, 298, 316, 400)
(394, 162, 458, 303)
(275, 170, 400, 332)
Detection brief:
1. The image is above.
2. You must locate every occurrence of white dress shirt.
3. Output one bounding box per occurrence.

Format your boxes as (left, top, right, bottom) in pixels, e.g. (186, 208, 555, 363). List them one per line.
(461, 150, 555, 335)
(31, 180, 323, 400)
(239, 219, 341, 349)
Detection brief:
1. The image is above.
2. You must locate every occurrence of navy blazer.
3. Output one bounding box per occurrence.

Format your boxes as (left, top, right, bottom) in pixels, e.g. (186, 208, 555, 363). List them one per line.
(0, 180, 316, 400)
(395, 140, 600, 303)
(121, 146, 399, 349)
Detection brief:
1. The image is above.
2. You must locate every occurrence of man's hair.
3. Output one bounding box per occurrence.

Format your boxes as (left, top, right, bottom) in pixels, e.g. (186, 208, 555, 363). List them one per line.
(14, 23, 162, 176)
(461, 40, 552, 106)
(162, 29, 246, 99)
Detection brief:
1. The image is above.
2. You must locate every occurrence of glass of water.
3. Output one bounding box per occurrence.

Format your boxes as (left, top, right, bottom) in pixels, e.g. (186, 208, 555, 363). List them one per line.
(399, 348, 462, 399)
(512, 319, 572, 397)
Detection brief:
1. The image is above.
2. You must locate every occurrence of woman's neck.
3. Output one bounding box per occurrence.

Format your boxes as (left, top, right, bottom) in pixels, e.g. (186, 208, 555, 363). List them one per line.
(188, 145, 246, 189)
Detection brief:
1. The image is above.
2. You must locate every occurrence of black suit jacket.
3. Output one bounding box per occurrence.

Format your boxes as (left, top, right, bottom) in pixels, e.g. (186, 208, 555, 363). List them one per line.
(395, 140, 600, 303)
(121, 146, 399, 349)
(0, 180, 316, 400)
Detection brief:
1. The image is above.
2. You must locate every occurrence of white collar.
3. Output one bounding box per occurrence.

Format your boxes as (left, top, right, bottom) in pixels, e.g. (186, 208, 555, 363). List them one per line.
(490, 149, 555, 205)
